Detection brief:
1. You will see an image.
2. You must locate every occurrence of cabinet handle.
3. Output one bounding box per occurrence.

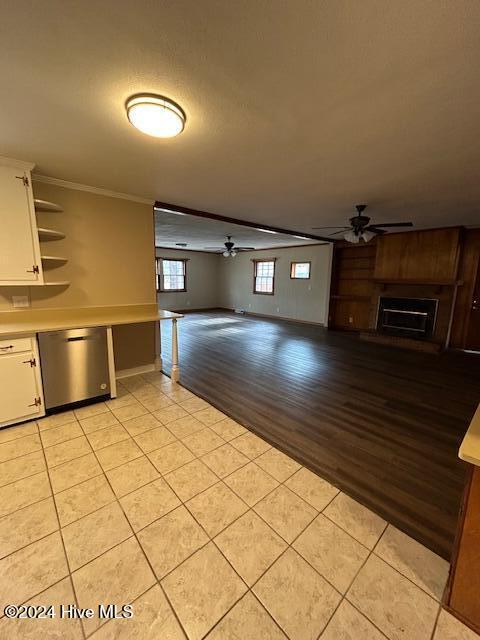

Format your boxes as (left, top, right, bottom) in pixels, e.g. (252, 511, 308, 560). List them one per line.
(22, 357, 36, 367)
(0, 345, 14, 351)
(28, 397, 42, 407)
(26, 265, 40, 274)
(15, 175, 30, 187)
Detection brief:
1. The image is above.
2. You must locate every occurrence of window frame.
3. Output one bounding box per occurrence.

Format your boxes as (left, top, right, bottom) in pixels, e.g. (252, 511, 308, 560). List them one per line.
(156, 257, 188, 293)
(290, 261, 311, 280)
(252, 258, 276, 295)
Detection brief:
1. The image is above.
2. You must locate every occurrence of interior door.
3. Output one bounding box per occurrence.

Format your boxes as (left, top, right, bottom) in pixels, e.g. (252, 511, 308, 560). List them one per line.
(466, 268, 480, 351)
(0, 165, 39, 282)
(0, 351, 41, 423)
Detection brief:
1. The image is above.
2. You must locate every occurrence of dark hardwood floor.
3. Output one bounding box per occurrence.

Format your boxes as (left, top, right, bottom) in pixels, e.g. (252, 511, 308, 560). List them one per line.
(162, 310, 480, 559)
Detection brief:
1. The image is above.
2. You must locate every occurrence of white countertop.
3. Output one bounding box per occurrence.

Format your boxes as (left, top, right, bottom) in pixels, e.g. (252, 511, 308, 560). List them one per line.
(459, 404, 480, 466)
(0, 304, 182, 337)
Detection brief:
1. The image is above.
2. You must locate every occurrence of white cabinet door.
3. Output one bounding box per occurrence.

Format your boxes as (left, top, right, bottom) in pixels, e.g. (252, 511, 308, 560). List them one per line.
(0, 164, 43, 284)
(0, 351, 42, 424)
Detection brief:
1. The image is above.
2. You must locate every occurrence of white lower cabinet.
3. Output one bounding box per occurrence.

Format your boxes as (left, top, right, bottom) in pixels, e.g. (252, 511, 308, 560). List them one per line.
(0, 335, 45, 427)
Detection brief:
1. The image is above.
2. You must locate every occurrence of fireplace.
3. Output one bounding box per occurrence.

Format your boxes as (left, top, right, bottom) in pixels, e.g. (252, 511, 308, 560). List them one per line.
(376, 296, 438, 339)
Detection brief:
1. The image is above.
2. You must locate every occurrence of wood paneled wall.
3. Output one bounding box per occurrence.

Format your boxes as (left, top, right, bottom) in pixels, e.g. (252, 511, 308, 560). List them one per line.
(374, 227, 462, 283)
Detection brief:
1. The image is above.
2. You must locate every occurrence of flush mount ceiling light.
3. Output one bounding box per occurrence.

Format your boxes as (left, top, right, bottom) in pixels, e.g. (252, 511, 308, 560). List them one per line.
(126, 94, 186, 138)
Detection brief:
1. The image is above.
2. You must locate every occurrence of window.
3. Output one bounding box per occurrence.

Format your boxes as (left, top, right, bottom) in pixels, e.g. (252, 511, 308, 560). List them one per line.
(156, 258, 187, 291)
(253, 259, 275, 294)
(290, 261, 311, 279)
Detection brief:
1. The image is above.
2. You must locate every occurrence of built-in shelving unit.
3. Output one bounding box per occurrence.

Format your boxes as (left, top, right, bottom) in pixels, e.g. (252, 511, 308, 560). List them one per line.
(34, 198, 63, 213)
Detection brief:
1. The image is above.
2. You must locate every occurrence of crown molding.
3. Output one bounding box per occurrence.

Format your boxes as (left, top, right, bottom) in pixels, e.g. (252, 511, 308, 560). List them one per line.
(32, 174, 154, 205)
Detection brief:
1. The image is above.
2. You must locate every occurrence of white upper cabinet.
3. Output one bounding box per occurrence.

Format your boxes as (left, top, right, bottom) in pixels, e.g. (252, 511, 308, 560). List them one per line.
(0, 157, 44, 285)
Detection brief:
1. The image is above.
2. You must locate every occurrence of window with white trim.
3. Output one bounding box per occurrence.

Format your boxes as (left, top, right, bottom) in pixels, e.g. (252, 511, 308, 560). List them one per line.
(253, 259, 275, 294)
(156, 258, 187, 292)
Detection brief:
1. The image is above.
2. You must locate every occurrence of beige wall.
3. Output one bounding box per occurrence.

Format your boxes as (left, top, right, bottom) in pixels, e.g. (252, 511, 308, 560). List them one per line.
(0, 181, 156, 371)
(218, 244, 333, 324)
(156, 248, 221, 311)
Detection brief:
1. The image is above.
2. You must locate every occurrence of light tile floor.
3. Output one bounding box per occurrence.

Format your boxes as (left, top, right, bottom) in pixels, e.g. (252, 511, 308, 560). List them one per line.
(0, 371, 478, 640)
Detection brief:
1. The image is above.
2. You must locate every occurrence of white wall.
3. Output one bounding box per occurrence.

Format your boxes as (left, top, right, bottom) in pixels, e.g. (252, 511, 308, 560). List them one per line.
(156, 248, 221, 311)
(218, 244, 333, 324)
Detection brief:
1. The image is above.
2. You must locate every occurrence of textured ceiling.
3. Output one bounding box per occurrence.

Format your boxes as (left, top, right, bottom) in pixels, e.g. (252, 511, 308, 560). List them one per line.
(1, 1, 479, 232)
(154, 210, 320, 251)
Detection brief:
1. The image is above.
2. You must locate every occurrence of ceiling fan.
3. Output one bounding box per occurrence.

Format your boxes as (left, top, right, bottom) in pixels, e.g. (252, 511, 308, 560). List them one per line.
(204, 236, 255, 257)
(313, 204, 413, 243)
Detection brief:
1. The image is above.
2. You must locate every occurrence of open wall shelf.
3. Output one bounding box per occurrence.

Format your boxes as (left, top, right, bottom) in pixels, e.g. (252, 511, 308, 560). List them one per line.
(42, 281, 70, 286)
(41, 255, 68, 264)
(38, 227, 65, 240)
(34, 199, 63, 213)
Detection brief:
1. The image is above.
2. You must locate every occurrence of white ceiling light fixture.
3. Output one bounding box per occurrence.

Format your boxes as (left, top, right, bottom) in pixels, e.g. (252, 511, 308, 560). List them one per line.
(361, 230, 375, 243)
(344, 229, 360, 243)
(126, 94, 186, 138)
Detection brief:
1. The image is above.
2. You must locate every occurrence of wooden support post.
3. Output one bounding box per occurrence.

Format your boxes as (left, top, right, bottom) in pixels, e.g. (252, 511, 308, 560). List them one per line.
(154, 320, 163, 371)
(106, 326, 117, 398)
(171, 317, 180, 382)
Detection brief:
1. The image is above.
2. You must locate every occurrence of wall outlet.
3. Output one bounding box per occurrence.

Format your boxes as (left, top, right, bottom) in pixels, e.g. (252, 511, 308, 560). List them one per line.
(186, 300, 191, 306)
(12, 295, 30, 308)
(276, 307, 280, 313)
(248, 303, 252, 308)
(348, 316, 353, 324)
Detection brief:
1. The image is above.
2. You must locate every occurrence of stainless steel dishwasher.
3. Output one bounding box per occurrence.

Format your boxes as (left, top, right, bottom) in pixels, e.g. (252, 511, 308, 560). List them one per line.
(38, 327, 110, 410)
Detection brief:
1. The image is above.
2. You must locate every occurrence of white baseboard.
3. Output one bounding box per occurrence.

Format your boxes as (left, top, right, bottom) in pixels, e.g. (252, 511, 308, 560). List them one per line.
(115, 363, 156, 379)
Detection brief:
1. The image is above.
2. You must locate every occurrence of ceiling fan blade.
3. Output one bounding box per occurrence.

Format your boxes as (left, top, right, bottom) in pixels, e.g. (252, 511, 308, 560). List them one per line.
(204, 247, 225, 249)
(311, 226, 350, 230)
(235, 247, 256, 250)
(369, 222, 413, 228)
(328, 229, 350, 236)
(365, 227, 387, 235)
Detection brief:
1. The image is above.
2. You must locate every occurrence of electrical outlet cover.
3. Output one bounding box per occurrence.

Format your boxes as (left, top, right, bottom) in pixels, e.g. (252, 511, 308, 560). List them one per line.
(12, 295, 30, 308)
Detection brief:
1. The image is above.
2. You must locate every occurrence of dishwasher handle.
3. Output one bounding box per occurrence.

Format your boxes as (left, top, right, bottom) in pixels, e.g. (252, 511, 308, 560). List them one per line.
(66, 336, 88, 342)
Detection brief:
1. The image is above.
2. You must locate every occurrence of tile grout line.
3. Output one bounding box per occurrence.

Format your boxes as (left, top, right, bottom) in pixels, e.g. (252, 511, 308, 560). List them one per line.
(108, 395, 284, 639)
(88, 409, 196, 640)
(0, 453, 47, 488)
(38, 428, 88, 640)
(77, 401, 195, 639)
(368, 524, 446, 604)
(150, 450, 337, 639)
(429, 604, 442, 640)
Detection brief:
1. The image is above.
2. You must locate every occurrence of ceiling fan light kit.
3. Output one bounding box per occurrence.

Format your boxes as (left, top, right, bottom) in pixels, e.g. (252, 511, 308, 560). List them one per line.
(344, 229, 359, 243)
